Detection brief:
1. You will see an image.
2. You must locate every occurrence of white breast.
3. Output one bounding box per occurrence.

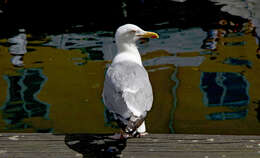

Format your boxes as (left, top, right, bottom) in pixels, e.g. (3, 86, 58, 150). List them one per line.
(112, 53, 143, 66)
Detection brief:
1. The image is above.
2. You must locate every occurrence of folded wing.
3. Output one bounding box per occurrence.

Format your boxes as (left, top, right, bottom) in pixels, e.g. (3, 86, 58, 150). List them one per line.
(102, 61, 153, 120)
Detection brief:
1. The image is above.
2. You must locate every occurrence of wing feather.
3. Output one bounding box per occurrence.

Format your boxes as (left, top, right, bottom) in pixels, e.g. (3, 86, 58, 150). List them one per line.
(102, 62, 153, 119)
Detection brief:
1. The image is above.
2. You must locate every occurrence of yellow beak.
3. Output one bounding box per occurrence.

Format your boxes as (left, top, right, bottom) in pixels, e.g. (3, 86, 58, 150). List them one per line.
(138, 31, 159, 39)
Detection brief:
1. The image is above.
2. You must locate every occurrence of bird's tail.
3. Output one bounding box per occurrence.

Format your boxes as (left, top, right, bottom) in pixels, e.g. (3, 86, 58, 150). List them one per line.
(124, 115, 145, 136)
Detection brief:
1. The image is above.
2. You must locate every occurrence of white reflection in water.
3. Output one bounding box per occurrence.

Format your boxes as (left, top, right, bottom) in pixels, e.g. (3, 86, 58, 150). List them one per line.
(44, 33, 116, 60)
(210, 0, 260, 38)
(8, 29, 27, 67)
(140, 28, 207, 55)
(45, 27, 207, 63)
(143, 56, 205, 67)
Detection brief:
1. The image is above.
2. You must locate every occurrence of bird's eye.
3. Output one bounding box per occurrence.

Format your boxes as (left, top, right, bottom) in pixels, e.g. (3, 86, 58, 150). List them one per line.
(129, 30, 137, 34)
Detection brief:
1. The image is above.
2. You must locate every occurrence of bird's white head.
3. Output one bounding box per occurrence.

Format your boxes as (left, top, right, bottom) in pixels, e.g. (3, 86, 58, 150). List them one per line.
(115, 24, 159, 53)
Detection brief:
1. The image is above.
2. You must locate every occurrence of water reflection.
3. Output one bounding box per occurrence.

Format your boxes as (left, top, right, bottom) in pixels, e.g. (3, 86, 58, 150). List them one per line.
(254, 100, 260, 122)
(202, 17, 252, 51)
(44, 32, 113, 60)
(0, 0, 260, 135)
(8, 29, 27, 67)
(190, 6, 256, 127)
(201, 72, 249, 107)
(201, 29, 219, 50)
(210, 0, 260, 51)
(223, 58, 252, 68)
(44, 27, 206, 61)
(0, 29, 52, 132)
(1, 69, 52, 132)
(143, 56, 205, 67)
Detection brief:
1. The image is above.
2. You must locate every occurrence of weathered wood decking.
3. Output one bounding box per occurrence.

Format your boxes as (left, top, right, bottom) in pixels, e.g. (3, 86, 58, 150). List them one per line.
(0, 133, 260, 158)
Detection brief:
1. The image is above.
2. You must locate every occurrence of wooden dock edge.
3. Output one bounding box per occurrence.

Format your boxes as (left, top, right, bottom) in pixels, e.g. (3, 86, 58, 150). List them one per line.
(0, 133, 260, 158)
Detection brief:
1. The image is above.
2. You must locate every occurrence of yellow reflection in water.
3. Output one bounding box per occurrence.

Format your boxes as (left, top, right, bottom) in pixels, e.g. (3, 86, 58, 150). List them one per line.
(174, 32, 260, 135)
(0, 45, 177, 133)
(0, 29, 260, 135)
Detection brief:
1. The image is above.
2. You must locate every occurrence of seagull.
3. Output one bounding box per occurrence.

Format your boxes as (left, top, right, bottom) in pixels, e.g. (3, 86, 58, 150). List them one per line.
(102, 24, 159, 139)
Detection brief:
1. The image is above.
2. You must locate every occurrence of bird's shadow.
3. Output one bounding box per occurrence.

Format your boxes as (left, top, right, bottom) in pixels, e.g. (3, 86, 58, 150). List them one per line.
(65, 134, 127, 158)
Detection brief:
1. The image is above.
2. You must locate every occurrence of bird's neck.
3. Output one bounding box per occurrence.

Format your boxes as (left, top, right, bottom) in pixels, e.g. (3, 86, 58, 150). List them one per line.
(117, 42, 138, 54)
(113, 42, 143, 66)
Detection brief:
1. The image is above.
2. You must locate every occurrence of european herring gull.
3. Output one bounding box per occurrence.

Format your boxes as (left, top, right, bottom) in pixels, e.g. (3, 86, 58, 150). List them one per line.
(102, 24, 159, 139)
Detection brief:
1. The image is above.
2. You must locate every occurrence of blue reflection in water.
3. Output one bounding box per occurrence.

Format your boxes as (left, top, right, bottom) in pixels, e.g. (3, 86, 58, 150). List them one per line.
(201, 72, 224, 105)
(201, 72, 249, 107)
(224, 41, 246, 46)
(1, 69, 52, 132)
(224, 57, 252, 68)
(206, 110, 248, 121)
(200, 72, 250, 120)
(201, 29, 218, 50)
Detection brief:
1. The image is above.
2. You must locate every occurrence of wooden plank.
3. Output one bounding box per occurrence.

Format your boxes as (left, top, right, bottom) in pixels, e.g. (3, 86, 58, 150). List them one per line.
(0, 133, 78, 158)
(0, 133, 260, 158)
(124, 134, 260, 158)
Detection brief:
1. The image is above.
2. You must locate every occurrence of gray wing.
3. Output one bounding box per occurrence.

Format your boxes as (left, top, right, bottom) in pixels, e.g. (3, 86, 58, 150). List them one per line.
(102, 62, 153, 119)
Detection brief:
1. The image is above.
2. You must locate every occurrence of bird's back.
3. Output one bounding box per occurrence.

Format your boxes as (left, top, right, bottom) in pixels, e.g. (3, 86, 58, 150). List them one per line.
(102, 61, 153, 119)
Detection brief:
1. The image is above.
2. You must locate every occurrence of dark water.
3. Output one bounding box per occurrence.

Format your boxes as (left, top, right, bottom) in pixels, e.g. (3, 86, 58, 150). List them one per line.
(0, 0, 260, 135)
